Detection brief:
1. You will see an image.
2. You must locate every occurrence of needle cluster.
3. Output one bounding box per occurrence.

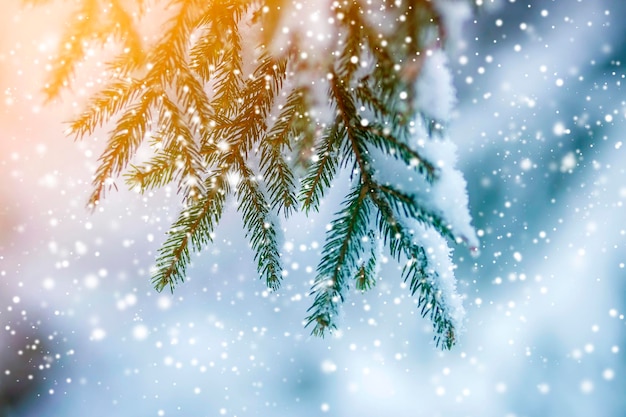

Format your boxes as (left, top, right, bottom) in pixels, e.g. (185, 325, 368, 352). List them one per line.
(28, 0, 476, 349)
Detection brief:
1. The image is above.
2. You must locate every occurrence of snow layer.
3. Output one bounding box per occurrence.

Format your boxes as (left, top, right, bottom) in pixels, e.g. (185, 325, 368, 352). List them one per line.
(415, 49, 457, 122)
(370, 121, 478, 249)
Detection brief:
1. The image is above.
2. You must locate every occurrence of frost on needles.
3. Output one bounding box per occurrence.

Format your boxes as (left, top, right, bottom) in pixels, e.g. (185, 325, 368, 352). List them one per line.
(30, 0, 478, 350)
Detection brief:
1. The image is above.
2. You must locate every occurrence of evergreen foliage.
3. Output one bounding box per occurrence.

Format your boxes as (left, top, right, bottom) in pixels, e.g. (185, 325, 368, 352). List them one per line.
(28, 0, 476, 349)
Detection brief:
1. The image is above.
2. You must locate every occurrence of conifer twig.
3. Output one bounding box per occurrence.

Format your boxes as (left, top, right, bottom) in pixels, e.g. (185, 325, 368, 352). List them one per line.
(30, 0, 476, 350)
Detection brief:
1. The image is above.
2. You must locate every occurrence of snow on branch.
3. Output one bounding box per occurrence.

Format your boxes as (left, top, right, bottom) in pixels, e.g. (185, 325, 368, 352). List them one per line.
(32, 0, 477, 349)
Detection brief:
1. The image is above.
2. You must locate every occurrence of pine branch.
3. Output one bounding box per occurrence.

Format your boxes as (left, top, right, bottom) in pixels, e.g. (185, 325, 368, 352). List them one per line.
(299, 119, 343, 213)
(157, 94, 206, 201)
(258, 86, 308, 216)
(376, 183, 458, 243)
(34, 0, 476, 350)
(106, 0, 144, 74)
(233, 154, 283, 290)
(88, 87, 159, 208)
(68, 78, 144, 138)
(44, 0, 100, 100)
(306, 182, 372, 336)
(355, 229, 377, 291)
(260, 138, 297, 216)
(285, 87, 317, 172)
(125, 147, 178, 192)
(210, 13, 244, 117)
(153, 172, 228, 292)
(369, 187, 458, 349)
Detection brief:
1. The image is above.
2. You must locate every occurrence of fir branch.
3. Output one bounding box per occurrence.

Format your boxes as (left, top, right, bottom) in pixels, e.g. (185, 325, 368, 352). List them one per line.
(41, 0, 146, 100)
(210, 13, 244, 117)
(232, 54, 287, 155)
(196, 0, 251, 27)
(259, 87, 308, 216)
(355, 229, 377, 291)
(143, 0, 209, 88)
(260, 138, 297, 217)
(328, 70, 372, 174)
(233, 155, 283, 290)
(369, 187, 458, 349)
(157, 94, 206, 201)
(306, 182, 371, 337)
(354, 78, 410, 136)
(376, 183, 457, 243)
(88, 87, 159, 208)
(299, 119, 343, 213)
(265, 87, 306, 146)
(44, 0, 100, 100)
(173, 66, 216, 148)
(105, 0, 145, 76)
(286, 88, 317, 172)
(334, 0, 365, 82)
(364, 125, 437, 183)
(188, 0, 250, 83)
(153, 172, 228, 292)
(68, 78, 144, 138)
(188, 27, 223, 83)
(125, 148, 178, 192)
(207, 53, 287, 171)
(33, 0, 475, 350)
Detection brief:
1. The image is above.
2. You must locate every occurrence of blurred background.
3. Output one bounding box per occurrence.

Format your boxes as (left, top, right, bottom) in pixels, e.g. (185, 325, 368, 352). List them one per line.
(1, 0, 624, 416)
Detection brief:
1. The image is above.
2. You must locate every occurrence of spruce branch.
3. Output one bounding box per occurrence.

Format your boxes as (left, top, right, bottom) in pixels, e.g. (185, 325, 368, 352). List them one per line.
(44, 0, 100, 100)
(34, 0, 476, 350)
(153, 172, 228, 292)
(260, 138, 298, 217)
(233, 154, 283, 290)
(88, 87, 159, 208)
(299, 119, 343, 214)
(355, 229, 378, 292)
(306, 181, 372, 337)
(210, 13, 244, 118)
(156, 94, 206, 201)
(260, 87, 307, 216)
(369, 187, 459, 349)
(68, 78, 144, 139)
(363, 124, 437, 183)
(125, 147, 178, 192)
(284, 87, 317, 172)
(107, 0, 144, 72)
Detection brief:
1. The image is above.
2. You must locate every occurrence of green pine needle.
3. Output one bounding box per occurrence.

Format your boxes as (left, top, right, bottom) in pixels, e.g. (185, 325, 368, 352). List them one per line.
(33, 0, 475, 350)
